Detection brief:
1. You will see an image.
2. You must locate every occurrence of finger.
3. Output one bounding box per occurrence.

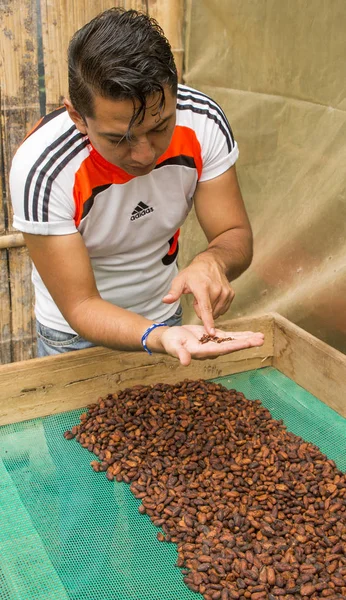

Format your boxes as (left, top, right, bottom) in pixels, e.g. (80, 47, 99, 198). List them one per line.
(196, 335, 264, 356)
(219, 333, 264, 349)
(230, 335, 264, 350)
(214, 330, 264, 340)
(194, 298, 228, 322)
(161, 329, 193, 365)
(212, 287, 235, 319)
(177, 346, 192, 367)
(217, 335, 264, 348)
(239, 333, 265, 346)
(199, 284, 235, 321)
(162, 277, 185, 304)
(193, 297, 215, 336)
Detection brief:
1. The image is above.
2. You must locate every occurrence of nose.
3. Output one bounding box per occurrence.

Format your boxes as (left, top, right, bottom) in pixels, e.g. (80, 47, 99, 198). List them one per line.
(130, 136, 156, 166)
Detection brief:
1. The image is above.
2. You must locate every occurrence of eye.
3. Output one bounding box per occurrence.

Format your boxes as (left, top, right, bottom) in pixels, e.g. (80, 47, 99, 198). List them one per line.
(109, 138, 126, 146)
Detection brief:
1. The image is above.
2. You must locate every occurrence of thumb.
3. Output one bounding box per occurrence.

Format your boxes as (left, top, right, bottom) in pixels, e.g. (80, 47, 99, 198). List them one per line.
(176, 346, 191, 367)
(162, 277, 185, 304)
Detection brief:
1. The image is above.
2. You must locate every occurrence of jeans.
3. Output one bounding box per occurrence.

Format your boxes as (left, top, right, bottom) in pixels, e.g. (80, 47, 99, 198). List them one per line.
(36, 304, 183, 357)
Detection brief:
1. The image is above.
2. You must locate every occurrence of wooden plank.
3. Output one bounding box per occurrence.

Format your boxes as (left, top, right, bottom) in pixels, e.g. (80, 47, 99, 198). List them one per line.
(8, 242, 36, 362)
(0, 86, 6, 234)
(0, 90, 11, 361)
(8, 246, 36, 363)
(0, 314, 274, 425)
(273, 312, 346, 418)
(0, 250, 11, 364)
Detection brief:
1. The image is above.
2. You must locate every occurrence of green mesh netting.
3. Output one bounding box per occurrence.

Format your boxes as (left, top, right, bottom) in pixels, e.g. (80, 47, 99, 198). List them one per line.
(1, 366, 346, 600)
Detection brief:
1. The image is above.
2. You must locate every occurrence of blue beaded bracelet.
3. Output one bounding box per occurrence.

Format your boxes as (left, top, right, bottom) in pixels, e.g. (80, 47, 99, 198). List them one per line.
(141, 323, 167, 355)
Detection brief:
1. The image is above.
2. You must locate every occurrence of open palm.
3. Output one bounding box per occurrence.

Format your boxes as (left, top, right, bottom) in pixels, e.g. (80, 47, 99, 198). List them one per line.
(161, 324, 264, 366)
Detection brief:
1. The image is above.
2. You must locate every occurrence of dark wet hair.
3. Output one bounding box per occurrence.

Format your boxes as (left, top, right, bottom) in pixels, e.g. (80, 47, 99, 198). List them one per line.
(68, 7, 178, 131)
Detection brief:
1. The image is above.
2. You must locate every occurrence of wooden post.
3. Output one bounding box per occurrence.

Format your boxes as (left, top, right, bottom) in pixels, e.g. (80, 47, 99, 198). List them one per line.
(149, 0, 185, 82)
(0, 0, 40, 362)
(0, 233, 25, 250)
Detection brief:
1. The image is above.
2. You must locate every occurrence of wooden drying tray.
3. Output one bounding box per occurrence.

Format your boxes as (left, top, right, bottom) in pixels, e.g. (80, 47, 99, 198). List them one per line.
(0, 312, 345, 427)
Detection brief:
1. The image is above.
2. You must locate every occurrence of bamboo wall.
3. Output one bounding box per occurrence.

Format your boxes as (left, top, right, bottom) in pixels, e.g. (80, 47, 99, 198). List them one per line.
(0, 0, 184, 363)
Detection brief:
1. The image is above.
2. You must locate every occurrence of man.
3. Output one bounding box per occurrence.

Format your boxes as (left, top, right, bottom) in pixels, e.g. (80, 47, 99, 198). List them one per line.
(10, 8, 264, 365)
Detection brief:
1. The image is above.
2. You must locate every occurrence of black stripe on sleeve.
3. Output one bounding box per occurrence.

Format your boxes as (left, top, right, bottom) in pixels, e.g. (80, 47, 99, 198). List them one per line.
(31, 132, 84, 222)
(42, 139, 89, 222)
(24, 126, 77, 221)
(176, 103, 233, 153)
(155, 155, 196, 170)
(178, 91, 235, 147)
(178, 86, 234, 139)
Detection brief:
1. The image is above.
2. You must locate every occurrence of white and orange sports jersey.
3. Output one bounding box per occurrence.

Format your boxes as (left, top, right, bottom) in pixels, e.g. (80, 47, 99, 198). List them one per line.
(10, 84, 239, 333)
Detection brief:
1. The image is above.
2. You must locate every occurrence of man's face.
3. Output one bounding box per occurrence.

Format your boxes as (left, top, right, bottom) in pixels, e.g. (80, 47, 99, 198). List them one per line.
(66, 86, 176, 176)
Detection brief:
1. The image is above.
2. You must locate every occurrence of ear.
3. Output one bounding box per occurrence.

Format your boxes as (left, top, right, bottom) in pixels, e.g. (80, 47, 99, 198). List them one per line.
(64, 98, 88, 134)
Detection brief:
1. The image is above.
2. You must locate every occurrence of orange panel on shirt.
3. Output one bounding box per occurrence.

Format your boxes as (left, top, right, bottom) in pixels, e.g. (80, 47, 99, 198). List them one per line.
(168, 229, 180, 255)
(73, 152, 135, 226)
(157, 125, 203, 179)
(73, 125, 202, 227)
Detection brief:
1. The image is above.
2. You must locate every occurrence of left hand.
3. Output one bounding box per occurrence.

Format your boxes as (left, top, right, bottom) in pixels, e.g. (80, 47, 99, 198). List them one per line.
(162, 253, 235, 335)
(160, 324, 264, 366)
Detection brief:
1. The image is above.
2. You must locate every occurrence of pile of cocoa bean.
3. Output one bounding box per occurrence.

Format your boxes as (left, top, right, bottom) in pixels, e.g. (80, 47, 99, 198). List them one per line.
(199, 334, 235, 344)
(64, 379, 346, 600)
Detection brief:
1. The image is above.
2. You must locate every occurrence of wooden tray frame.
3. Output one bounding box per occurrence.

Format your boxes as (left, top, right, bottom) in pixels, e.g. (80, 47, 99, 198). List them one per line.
(1, 312, 345, 426)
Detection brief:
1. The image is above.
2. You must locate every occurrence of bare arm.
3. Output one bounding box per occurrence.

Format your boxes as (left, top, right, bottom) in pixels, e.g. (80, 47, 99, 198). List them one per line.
(24, 232, 159, 351)
(24, 231, 263, 364)
(194, 164, 253, 280)
(163, 165, 253, 333)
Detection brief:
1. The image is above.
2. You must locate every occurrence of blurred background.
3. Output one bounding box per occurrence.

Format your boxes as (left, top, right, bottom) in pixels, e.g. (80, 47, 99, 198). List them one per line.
(1, 0, 346, 363)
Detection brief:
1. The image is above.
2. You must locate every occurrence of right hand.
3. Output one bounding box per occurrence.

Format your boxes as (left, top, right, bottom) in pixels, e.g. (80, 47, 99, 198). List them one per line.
(149, 324, 264, 367)
(162, 253, 235, 336)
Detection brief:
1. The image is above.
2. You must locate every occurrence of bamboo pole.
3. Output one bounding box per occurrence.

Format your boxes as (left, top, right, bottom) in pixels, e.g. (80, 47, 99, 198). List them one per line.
(149, 0, 185, 82)
(9, 246, 36, 363)
(0, 233, 25, 250)
(0, 90, 5, 235)
(0, 250, 11, 363)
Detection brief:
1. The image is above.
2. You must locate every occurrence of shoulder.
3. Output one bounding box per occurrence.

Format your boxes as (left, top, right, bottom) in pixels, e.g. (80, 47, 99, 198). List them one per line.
(10, 108, 90, 232)
(11, 108, 88, 182)
(175, 84, 235, 154)
(176, 84, 229, 124)
(177, 83, 220, 106)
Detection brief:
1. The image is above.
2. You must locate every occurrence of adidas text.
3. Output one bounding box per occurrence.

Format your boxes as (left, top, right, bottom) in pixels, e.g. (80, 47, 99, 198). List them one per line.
(131, 207, 154, 221)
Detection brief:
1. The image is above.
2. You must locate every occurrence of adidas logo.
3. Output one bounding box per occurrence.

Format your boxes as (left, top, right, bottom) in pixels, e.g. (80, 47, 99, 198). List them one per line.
(130, 201, 154, 221)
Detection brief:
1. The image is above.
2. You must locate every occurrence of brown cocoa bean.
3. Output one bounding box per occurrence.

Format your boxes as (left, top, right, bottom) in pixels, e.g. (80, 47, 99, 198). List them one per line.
(65, 378, 346, 600)
(267, 566, 276, 586)
(300, 583, 316, 596)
